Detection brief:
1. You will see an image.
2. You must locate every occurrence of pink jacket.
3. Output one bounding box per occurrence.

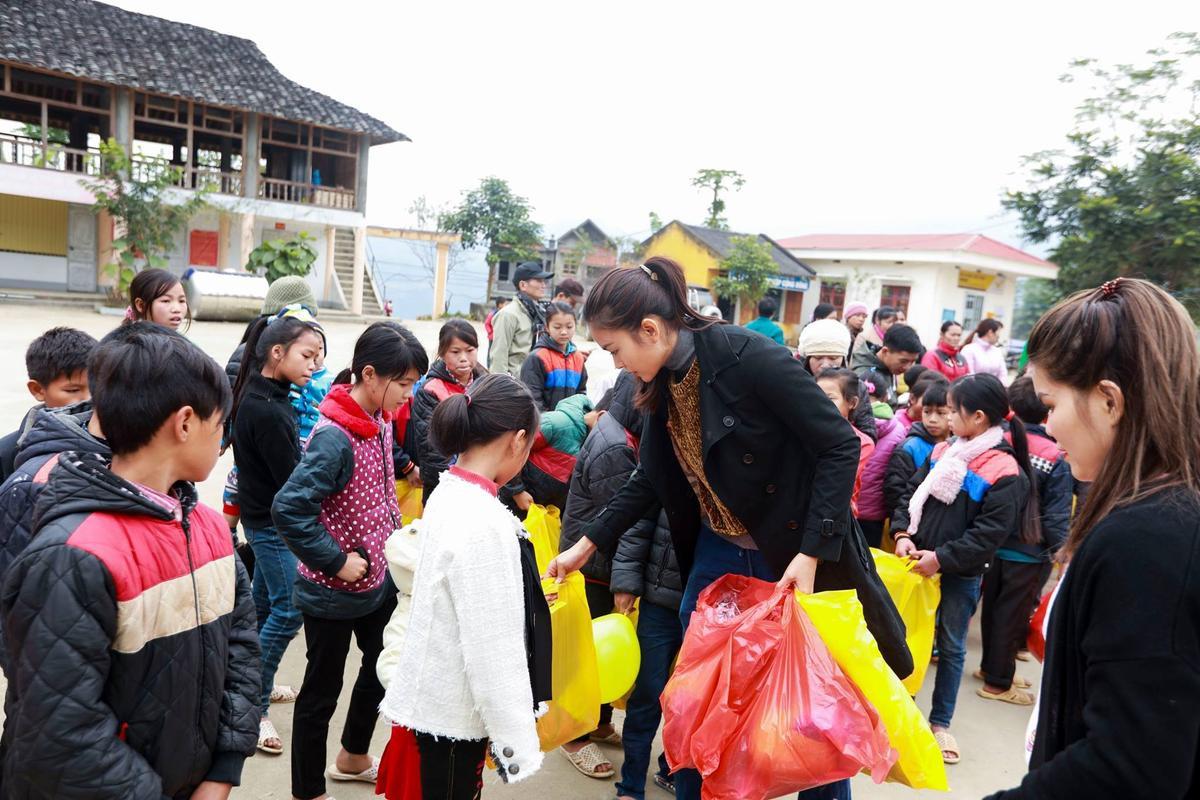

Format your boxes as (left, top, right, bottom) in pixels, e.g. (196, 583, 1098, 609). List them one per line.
(962, 339, 1007, 383)
(856, 415, 907, 521)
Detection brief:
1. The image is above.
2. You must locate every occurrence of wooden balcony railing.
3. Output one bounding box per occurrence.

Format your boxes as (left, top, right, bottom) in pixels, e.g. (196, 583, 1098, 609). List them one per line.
(0, 132, 102, 175)
(258, 176, 357, 210)
(1, 131, 349, 210)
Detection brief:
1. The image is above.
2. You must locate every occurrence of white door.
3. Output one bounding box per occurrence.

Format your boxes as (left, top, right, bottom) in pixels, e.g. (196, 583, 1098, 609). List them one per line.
(66, 205, 97, 292)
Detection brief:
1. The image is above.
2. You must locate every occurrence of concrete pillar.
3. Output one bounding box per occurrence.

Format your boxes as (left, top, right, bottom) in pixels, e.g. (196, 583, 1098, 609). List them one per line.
(433, 241, 450, 317)
(113, 89, 133, 151)
(97, 210, 114, 284)
(243, 112, 260, 199)
(238, 213, 256, 271)
(217, 212, 231, 269)
(356, 133, 370, 213)
(351, 226, 365, 315)
(322, 225, 337, 304)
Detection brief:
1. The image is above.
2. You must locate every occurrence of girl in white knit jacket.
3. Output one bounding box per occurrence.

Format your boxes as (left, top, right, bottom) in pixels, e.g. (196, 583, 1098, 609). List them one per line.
(377, 373, 552, 798)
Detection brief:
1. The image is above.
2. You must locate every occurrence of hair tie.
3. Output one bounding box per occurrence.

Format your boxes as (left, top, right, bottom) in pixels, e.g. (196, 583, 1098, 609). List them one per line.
(123, 306, 136, 321)
(1005, 409, 1015, 421)
(639, 264, 658, 281)
(1100, 277, 1122, 298)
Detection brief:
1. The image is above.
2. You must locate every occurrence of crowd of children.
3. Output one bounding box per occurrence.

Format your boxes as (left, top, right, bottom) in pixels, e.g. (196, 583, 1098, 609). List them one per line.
(0, 264, 1192, 799)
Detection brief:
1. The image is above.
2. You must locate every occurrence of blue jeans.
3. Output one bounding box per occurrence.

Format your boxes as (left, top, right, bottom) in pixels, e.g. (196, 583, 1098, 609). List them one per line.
(673, 528, 851, 800)
(615, 601, 684, 800)
(247, 527, 303, 715)
(929, 573, 982, 729)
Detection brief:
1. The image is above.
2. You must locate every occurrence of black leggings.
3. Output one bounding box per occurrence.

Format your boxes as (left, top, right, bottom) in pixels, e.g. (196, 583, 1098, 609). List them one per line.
(416, 732, 488, 800)
(980, 559, 1051, 691)
(290, 594, 397, 800)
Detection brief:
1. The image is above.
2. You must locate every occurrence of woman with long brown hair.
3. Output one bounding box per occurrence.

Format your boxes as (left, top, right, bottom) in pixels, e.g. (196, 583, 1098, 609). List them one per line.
(545, 257, 910, 800)
(986, 278, 1200, 799)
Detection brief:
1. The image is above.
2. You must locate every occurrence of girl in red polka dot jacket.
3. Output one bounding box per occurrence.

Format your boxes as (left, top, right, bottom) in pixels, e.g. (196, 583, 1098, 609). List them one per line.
(273, 322, 429, 800)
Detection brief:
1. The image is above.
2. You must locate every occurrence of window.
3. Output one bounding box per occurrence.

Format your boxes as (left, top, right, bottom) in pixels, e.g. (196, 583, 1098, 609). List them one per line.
(880, 284, 910, 315)
(819, 281, 846, 314)
(963, 292, 985, 333)
(497, 260, 511, 283)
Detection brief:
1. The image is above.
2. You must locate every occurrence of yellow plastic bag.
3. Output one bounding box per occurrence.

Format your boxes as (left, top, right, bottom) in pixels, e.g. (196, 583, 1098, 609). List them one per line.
(797, 589, 949, 791)
(393, 480, 424, 525)
(537, 572, 601, 751)
(872, 548, 941, 695)
(525, 504, 561, 575)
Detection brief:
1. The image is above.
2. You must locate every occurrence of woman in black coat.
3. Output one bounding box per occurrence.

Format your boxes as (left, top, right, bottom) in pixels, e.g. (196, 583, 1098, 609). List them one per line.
(985, 278, 1200, 799)
(547, 257, 910, 800)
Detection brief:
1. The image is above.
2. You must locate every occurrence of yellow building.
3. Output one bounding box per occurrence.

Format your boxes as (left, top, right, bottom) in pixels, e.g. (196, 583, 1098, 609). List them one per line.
(641, 221, 815, 343)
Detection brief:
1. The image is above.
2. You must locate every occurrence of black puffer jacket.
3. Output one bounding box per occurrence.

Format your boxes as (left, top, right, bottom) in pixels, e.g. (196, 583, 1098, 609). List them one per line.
(1, 453, 260, 799)
(891, 439, 1029, 576)
(561, 373, 642, 583)
(408, 359, 486, 500)
(609, 508, 682, 611)
(0, 404, 109, 671)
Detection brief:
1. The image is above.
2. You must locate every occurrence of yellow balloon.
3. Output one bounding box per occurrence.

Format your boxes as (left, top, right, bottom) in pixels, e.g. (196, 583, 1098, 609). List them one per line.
(592, 613, 640, 705)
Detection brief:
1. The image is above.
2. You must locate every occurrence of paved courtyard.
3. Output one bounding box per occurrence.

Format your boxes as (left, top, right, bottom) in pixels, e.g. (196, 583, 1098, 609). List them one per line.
(0, 302, 1039, 799)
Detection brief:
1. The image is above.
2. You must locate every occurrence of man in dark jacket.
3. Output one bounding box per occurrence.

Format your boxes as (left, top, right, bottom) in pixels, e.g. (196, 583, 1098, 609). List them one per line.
(850, 323, 923, 407)
(0, 324, 259, 799)
(609, 507, 683, 800)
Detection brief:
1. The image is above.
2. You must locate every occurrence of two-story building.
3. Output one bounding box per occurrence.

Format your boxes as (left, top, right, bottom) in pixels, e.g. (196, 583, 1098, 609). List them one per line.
(0, 0, 406, 314)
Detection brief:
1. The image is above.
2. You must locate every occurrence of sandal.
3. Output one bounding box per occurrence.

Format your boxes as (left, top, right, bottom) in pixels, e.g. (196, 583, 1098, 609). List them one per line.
(1016, 649, 1032, 662)
(933, 730, 960, 765)
(257, 718, 283, 755)
(589, 727, 623, 746)
(560, 743, 615, 778)
(972, 669, 1031, 689)
(326, 755, 380, 783)
(269, 684, 299, 703)
(976, 685, 1036, 706)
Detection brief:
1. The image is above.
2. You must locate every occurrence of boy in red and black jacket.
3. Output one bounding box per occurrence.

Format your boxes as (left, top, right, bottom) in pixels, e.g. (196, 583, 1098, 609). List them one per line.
(0, 323, 260, 800)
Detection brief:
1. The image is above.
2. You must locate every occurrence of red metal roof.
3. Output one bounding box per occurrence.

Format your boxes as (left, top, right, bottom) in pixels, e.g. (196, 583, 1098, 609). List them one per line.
(776, 233, 1052, 268)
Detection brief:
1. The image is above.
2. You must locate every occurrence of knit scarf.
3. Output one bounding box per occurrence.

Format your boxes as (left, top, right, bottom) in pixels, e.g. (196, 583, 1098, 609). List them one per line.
(516, 292, 548, 340)
(939, 343, 959, 357)
(906, 425, 1004, 535)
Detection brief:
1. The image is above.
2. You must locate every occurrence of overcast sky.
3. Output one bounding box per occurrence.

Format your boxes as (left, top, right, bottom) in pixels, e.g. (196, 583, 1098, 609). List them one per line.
(114, 0, 1196, 250)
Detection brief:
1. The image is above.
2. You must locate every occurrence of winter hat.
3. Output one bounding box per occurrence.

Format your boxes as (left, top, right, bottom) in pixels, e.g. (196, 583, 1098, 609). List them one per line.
(843, 301, 869, 320)
(262, 276, 317, 316)
(798, 318, 851, 357)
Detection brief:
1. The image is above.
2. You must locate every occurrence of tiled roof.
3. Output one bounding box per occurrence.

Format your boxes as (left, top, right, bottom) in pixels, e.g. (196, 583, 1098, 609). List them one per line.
(669, 222, 815, 276)
(777, 233, 1052, 268)
(0, 0, 407, 144)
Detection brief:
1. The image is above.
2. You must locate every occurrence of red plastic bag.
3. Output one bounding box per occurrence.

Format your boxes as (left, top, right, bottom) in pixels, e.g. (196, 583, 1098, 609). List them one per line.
(1028, 586, 1054, 663)
(661, 575, 897, 799)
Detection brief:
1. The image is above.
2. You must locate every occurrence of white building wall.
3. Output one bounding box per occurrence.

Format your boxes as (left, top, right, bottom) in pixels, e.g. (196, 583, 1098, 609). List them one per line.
(799, 259, 1024, 347)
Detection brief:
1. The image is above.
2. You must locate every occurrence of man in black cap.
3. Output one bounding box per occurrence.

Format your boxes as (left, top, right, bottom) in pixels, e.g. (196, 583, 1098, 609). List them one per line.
(490, 261, 554, 376)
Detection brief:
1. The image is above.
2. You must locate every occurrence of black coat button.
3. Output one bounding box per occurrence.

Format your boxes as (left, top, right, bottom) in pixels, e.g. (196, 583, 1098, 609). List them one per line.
(742, 453, 754, 465)
(766, 484, 776, 494)
(502, 747, 514, 758)
(722, 415, 736, 427)
(787, 520, 799, 530)
(508, 764, 520, 775)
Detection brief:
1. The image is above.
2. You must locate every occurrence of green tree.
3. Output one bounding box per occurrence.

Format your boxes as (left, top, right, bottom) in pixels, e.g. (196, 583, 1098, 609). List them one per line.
(1003, 33, 1200, 318)
(18, 124, 68, 145)
(1012, 277, 1060, 339)
(561, 232, 595, 278)
(247, 232, 318, 284)
(83, 138, 209, 302)
(438, 177, 542, 298)
(712, 236, 776, 313)
(692, 168, 745, 230)
(648, 211, 664, 232)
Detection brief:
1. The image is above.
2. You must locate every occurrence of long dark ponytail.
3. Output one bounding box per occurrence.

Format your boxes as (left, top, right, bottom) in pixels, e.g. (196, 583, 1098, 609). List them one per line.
(335, 321, 430, 386)
(583, 256, 723, 412)
(431, 373, 539, 456)
(230, 316, 319, 432)
(948, 373, 1041, 545)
